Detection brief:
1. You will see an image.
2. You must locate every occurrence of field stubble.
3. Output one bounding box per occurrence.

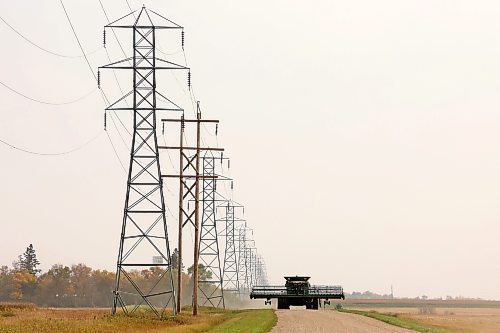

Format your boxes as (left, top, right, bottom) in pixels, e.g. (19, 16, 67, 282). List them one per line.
(351, 306, 500, 333)
(0, 304, 276, 333)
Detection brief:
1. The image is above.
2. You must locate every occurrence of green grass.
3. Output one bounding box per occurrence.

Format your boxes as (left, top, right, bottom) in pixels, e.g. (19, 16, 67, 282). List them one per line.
(207, 309, 277, 333)
(340, 309, 451, 333)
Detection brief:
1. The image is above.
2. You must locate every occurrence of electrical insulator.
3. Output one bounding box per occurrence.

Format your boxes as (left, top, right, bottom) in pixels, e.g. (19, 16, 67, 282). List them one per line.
(162, 122, 165, 135)
(215, 124, 218, 136)
(220, 152, 223, 164)
(188, 71, 191, 90)
(231, 181, 234, 190)
(181, 30, 185, 48)
(188, 201, 190, 210)
(103, 29, 106, 47)
(228, 159, 230, 169)
(97, 70, 101, 89)
(104, 112, 107, 130)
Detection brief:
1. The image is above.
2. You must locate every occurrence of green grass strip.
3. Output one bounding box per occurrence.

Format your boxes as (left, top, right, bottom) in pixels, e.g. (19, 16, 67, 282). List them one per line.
(207, 309, 277, 333)
(340, 309, 451, 333)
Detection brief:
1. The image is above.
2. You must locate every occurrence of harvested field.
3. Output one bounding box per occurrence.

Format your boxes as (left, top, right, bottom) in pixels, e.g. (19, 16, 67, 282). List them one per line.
(341, 299, 500, 309)
(0, 306, 276, 333)
(351, 307, 500, 333)
(271, 308, 416, 333)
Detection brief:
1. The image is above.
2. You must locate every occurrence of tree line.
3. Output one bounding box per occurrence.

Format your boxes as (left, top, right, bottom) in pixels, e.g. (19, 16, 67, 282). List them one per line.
(0, 245, 211, 307)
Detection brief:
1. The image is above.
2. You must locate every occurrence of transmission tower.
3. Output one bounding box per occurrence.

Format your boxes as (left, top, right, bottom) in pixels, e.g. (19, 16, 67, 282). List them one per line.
(255, 255, 268, 286)
(236, 227, 255, 296)
(247, 247, 258, 289)
(197, 153, 225, 308)
(100, 6, 187, 318)
(221, 202, 240, 295)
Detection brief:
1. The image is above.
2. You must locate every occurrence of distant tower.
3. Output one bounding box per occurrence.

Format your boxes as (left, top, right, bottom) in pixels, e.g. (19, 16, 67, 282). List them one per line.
(198, 153, 225, 308)
(222, 203, 240, 294)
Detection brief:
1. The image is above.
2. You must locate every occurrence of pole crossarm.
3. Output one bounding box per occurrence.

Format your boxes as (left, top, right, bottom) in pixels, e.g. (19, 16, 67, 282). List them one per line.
(161, 119, 220, 123)
(159, 146, 224, 151)
(105, 7, 183, 29)
(162, 175, 219, 179)
(105, 90, 184, 112)
(100, 58, 189, 70)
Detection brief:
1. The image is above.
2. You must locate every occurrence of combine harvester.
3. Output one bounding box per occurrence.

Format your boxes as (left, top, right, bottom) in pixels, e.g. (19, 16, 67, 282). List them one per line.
(250, 276, 344, 309)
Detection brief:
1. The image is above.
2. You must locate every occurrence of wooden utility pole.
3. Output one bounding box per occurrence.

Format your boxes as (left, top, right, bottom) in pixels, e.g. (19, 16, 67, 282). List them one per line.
(160, 105, 223, 316)
(176, 114, 185, 314)
(192, 108, 201, 316)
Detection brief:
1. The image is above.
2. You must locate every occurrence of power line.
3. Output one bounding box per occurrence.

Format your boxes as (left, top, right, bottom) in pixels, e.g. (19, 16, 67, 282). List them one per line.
(0, 81, 97, 106)
(99, 2, 132, 137)
(0, 131, 103, 156)
(60, 0, 98, 82)
(0, 15, 102, 59)
(60, 0, 126, 174)
(98, 0, 130, 63)
(99, 0, 135, 151)
(104, 48, 132, 137)
(108, 112, 129, 150)
(105, 131, 126, 172)
(124, 0, 136, 19)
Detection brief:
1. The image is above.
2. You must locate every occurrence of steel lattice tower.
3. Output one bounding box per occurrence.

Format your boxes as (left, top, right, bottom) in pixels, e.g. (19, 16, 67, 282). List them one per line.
(222, 203, 239, 294)
(100, 6, 187, 317)
(198, 153, 224, 308)
(236, 228, 250, 296)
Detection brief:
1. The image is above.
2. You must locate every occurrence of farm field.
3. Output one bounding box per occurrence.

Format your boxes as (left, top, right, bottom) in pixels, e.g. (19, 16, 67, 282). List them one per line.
(0, 304, 276, 333)
(342, 299, 500, 333)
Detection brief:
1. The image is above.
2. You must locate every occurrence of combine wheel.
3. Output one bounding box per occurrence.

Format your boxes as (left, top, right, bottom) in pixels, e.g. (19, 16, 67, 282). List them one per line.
(277, 298, 289, 309)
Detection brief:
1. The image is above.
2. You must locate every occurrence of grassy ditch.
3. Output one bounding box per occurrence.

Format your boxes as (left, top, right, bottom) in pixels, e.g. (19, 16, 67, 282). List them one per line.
(340, 309, 451, 333)
(0, 305, 276, 333)
(207, 309, 277, 333)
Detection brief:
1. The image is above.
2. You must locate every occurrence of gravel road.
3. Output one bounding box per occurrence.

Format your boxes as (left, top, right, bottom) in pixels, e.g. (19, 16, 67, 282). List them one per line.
(271, 309, 417, 333)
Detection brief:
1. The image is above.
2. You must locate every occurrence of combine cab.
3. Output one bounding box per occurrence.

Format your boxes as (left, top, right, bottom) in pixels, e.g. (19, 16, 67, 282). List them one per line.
(250, 276, 344, 310)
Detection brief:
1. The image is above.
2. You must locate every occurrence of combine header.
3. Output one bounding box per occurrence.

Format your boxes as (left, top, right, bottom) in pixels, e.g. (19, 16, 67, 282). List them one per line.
(250, 276, 344, 309)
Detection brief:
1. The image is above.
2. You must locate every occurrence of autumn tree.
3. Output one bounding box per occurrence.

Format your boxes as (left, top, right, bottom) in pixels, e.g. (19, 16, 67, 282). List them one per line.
(10, 270, 37, 301)
(0, 266, 14, 301)
(37, 264, 73, 307)
(170, 248, 182, 270)
(187, 264, 212, 280)
(70, 264, 92, 307)
(17, 244, 41, 275)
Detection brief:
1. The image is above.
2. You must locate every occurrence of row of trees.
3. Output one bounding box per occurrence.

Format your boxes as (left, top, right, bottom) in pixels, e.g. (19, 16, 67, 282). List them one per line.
(0, 263, 116, 307)
(0, 245, 210, 307)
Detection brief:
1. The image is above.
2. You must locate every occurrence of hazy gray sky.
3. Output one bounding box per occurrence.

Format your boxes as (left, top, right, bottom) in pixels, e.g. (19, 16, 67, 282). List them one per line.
(1, 0, 500, 300)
